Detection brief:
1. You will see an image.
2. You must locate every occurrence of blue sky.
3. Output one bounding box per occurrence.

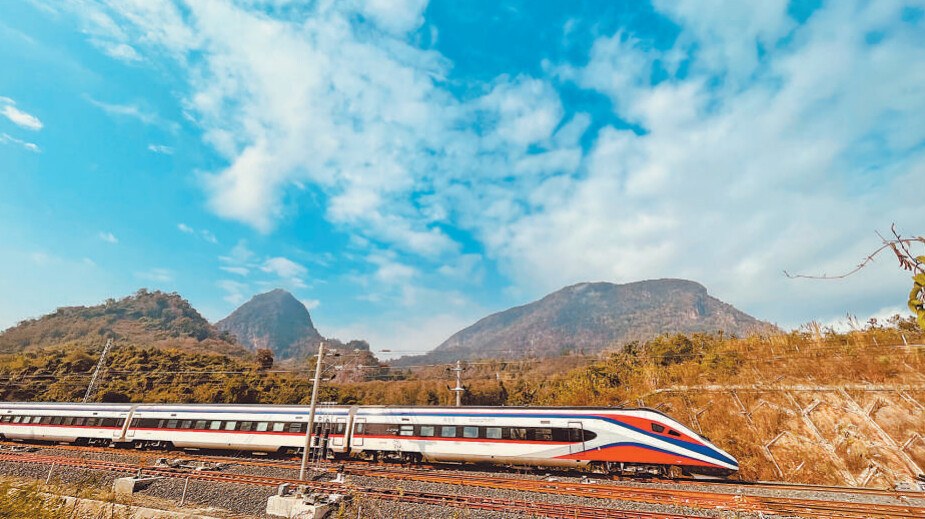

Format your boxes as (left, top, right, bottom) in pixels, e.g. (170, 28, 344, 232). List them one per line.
(1, 0, 923, 357)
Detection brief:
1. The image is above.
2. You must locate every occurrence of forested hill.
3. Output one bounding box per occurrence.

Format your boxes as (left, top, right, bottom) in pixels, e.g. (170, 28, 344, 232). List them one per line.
(395, 279, 773, 365)
(0, 289, 246, 357)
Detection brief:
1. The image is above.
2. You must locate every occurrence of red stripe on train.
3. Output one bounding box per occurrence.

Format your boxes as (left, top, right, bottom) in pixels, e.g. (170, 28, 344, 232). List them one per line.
(555, 444, 720, 467)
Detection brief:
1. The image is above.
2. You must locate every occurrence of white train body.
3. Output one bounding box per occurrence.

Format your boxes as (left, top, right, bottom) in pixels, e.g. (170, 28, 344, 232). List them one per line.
(127, 404, 354, 453)
(350, 406, 737, 475)
(0, 402, 737, 476)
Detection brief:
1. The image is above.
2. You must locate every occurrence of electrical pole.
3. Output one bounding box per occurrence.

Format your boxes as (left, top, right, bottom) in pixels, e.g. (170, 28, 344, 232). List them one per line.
(300, 341, 324, 480)
(82, 338, 113, 403)
(448, 360, 465, 407)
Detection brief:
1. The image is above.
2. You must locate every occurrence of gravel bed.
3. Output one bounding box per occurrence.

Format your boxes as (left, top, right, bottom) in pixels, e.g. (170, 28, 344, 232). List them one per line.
(3, 444, 923, 518)
(141, 476, 275, 517)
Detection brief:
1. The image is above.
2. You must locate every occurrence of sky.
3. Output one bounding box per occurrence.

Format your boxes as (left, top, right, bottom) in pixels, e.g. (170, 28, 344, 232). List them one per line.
(1, 0, 923, 358)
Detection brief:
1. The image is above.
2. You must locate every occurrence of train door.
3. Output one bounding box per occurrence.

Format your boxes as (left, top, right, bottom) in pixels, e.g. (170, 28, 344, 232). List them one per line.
(352, 418, 365, 447)
(567, 421, 585, 454)
(332, 417, 346, 447)
(113, 413, 128, 439)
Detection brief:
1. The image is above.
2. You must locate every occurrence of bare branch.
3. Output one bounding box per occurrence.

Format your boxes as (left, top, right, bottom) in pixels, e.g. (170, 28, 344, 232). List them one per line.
(785, 228, 925, 280)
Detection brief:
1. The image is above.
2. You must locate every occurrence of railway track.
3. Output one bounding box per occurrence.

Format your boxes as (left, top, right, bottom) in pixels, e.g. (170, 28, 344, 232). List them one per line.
(2, 442, 924, 518)
(0, 451, 708, 519)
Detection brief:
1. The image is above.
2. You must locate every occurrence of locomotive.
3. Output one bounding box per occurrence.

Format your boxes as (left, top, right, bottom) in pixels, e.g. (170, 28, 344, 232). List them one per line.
(0, 402, 737, 477)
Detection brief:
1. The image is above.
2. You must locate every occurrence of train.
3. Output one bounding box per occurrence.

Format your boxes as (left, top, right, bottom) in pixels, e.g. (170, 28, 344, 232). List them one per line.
(0, 402, 738, 477)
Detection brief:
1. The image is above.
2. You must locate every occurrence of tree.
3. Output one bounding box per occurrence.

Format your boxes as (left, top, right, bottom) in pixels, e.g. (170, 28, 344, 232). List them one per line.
(256, 348, 274, 371)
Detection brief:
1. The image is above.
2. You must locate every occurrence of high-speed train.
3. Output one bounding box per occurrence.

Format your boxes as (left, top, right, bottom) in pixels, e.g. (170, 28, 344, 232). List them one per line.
(0, 402, 738, 477)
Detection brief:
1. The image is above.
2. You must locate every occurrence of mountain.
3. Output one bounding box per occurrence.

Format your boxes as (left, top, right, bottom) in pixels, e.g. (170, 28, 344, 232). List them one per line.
(0, 289, 246, 356)
(216, 289, 323, 360)
(396, 279, 772, 365)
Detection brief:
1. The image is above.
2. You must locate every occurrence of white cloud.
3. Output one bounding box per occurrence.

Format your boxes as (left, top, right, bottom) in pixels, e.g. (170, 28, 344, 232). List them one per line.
(261, 257, 307, 280)
(178, 223, 217, 244)
(135, 268, 173, 283)
(86, 96, 178, 132)
(217, 279, 248, 305)
(219, 239, 255, 265)
(98, 231, 118, 243)
(89, 38, 143, 62)
(301, 298, 320, 311)
(200, 230, 218, 243)
(0, 99, 43, 131)
(219, 266, 249, 276)
(0, 133, 40, 152)
(148, 144, 173, 154)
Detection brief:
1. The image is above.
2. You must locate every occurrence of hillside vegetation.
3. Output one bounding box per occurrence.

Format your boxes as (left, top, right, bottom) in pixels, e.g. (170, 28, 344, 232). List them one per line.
(0, 316, 923, 487)
(0, 290, 245, 357)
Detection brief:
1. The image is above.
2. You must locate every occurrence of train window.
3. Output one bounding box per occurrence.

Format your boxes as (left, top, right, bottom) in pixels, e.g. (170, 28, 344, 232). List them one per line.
(180, 420, 192, 429)
(419, 426, 435, 437)
(271, 422, 285, 432)
(157, 419, 166, 428)
(668, 429, 681, 437)
(64, 417, 75, 426)
(568, 429, 582, 442)
(335, 423, 346, 434)
(651, 423, 665, 433)
(166, 419, 179, 429)
(194, 420, 206, 430)
(288, 423, 301, 433)
(21, 416, 32, 424)
(509, 428, 527, 440)
(209, 421, 222, 430)
(1, 416, 10, 423)
(225, 421, 237, 431)
(239, 421, 253, 432)
(535, 428, 553, 441)
(51, 416, 62, 425)
(11, 416, 21, 424)
(89, 418, 101, 426)
(74, 417, 86, 426)
(40, 416, 51, 425)
(485, 427, 502, 439)
(398, 425, 413, 436)
(354, 423, 365, 434)
(462, 426, 478, 439)
(583, 430, 597, 441)
(440, 426, 456, 438)
(256, 422, 269, 432)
